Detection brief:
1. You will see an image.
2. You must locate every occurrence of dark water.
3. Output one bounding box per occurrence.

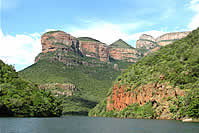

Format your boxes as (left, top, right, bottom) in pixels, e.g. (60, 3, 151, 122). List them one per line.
(0, 116, 199, 133)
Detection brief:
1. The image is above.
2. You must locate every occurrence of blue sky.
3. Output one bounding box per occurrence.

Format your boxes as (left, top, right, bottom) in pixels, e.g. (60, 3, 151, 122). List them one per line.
(0, 0, 199, 71)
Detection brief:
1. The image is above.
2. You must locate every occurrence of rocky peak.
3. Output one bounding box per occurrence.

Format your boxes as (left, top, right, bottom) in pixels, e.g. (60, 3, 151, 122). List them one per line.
(41, 30, 77, 53)
(136, 34, 157, 50)
(139, 34, 155, 42)
(38, 30, 110, 62)
(110, 39, 133, 49)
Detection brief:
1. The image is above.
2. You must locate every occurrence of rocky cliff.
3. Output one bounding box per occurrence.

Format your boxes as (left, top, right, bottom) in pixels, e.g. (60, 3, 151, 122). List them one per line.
(37, 31, 139, 63)
(38, 31, 110, 62)
(38, 30, 191, 64)
(109, 39, 138, 62)
(156, 31, 191, 46)
(79, 40, 109, 62)
(136, 31, 190, 56)
(136, 34, 157, 49)
(106, 82, 184, 119)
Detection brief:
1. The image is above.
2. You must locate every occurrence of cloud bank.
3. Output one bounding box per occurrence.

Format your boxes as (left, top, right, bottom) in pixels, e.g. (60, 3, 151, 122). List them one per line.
(188, 0, 199, 30)
(0, 29, 41, 71)
(69, 20, 167, 45)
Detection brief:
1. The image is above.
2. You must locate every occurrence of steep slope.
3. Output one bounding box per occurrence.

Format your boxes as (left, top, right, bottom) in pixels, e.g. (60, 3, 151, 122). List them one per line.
(109, 39, 139, 63)
(110, 39, 133, 49)
(89, 28, 199, 120)
(0, 60, 62, 117)
(20, 31, 132, 115)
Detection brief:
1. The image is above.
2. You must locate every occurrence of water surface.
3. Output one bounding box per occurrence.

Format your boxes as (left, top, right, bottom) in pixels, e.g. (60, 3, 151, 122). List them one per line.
(0, 116, 199, 133)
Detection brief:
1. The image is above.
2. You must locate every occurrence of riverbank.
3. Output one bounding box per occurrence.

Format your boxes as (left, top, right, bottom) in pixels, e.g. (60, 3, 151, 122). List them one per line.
(182, 118, 199, 123)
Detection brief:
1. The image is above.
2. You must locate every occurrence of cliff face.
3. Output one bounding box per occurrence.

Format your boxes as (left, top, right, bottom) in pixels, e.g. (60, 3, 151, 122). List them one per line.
(136, 31, 190, 55)
(41, 31, 77, 53)
(38, 31, 110, 62)
(37, 31, 138, 63)
(38, 30, 190, 64)
(136, 34, 157, 50)
(79, 41, 109, 62)
(109, 48, 137, 62)
(156, 31, 191, 46)
(106, 82, 184, 119)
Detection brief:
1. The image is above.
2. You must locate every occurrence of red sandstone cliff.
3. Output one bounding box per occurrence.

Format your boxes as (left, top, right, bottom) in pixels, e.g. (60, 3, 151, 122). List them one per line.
(38, 31, 138, 63)
(109, 48, 138, 63)
(38, 31, 110, 62)
(38, 30, 190, 64)
(106, 82, 184, 119)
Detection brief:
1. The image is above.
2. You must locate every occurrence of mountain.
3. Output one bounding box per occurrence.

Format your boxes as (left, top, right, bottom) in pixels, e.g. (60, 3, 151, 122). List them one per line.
(136, 31, 190, 56)
(20, 31, 132, 115)
(110, 39, 133, 49)
(20, 30, 192, 116)
(89, 28, 199, 120)
(109, 39, 138, 63)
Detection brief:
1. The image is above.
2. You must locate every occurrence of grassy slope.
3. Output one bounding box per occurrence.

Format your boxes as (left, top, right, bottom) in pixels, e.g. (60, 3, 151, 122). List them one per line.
(77, 37, 101, 43)
(19, 52, 132, 115)
(110, 39, 133, 49)
(89, 28, 199, 119)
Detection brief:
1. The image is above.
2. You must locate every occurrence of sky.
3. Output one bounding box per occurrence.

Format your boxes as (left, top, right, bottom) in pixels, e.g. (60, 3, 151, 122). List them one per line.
(0, 0, 199, 71)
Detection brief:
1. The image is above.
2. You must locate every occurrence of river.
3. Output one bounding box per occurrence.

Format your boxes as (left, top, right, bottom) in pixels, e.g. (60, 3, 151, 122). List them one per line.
(0, 116, 198, 133)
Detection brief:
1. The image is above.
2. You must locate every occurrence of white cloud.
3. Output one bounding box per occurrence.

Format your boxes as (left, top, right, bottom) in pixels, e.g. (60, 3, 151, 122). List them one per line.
(0, 23, 167, 71)
(68, 20, 166, 45)
(188, 0, 199, 30)
(0, 29, 42, 71)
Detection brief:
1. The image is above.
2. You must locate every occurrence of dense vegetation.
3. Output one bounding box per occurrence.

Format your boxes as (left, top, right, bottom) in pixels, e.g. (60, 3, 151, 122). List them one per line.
(110, 39, 133, 49)
(89, 101, 155, 119)
(0, 60, 62, 117)
(89, 28, 199, 119)
(20, 50, 132, 115)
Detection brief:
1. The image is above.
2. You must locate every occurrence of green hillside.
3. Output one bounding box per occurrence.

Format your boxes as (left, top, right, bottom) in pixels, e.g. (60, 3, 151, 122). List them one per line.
(89, 28, 199, 119)
(19, 50, 132, 115)
(110, 39, 133, 49)
(0, 60, 62, 117)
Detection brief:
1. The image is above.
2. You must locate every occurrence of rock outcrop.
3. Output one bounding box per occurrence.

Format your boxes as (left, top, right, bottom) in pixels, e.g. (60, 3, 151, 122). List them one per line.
(39, 31, 110, 62)
(109, 48, 138, 62)
(136, 31, 190, 56)
(106, 82, 184, 119)
(41, 31, 77, 53)
(39, 83, 79, 96)
(37, 31, 138, 63)
(109, 39, 138, 62)
(79, 41, 109, 62)
(38, 30, 190, 64)
(136, 34, 157, 49)
(156, 31, 191, 46)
